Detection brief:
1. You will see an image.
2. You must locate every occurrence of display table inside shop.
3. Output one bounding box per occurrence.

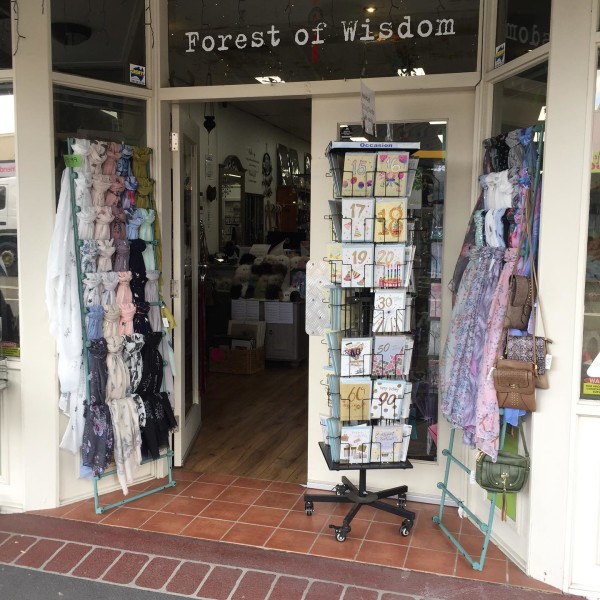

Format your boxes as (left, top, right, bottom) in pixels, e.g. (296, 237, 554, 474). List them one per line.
(304, 443, 416, 541)
(207, 294, 308, 366)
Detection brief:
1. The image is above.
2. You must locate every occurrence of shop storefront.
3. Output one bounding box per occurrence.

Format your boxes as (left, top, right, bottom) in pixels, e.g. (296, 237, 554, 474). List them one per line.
(1, 0, 599, 596)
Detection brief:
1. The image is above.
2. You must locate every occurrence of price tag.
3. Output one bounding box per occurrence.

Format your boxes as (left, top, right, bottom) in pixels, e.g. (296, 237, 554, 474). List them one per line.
(63, 154, 83, 168)
(545, 354, 553, 370)
(162, 317, 170, 329)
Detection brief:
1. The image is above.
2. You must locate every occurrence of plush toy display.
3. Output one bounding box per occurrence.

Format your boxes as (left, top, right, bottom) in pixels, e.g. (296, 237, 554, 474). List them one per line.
(230, 263, 254, 299)
(289, 255, 308, 300)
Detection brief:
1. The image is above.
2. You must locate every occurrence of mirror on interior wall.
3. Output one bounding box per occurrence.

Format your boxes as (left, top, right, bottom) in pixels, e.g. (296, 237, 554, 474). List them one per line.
(218, 155, 245, 255)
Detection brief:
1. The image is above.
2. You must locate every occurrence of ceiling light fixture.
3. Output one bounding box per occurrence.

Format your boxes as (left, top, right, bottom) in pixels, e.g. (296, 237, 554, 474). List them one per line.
(255, 76, 285, 84)
(350, 136, 369, 142)
(429, 120, 446, 125)
(364, 6, 377, 13)
(538, 106, 547, 121)
(398, 68, 426, 77)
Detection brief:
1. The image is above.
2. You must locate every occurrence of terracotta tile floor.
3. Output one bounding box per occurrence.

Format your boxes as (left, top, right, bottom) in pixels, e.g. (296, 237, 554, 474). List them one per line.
(33, 469, 559, 594)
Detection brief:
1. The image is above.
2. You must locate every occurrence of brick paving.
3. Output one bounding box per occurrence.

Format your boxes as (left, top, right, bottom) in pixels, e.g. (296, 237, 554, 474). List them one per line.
(0, 513, 584, 599)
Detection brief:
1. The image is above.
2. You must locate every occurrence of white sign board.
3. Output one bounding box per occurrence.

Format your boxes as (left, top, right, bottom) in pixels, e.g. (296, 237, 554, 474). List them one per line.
(361, 81, 376, 137)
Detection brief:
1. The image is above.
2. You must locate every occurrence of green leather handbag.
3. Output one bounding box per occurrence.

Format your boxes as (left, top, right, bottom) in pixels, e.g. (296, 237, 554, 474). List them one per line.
(475, 423, 530, 519)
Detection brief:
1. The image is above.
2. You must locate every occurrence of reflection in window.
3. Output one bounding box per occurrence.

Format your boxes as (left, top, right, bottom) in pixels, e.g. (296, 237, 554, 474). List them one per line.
(0, 0, 10, 69)
(168, 0, 479, 86)
(582, 52, 600, 399)
(491, 62, 548, 136)
(495, 0, 551, 67)
(51, 0, 145, 86)
(53, 86, 146, 195)
(0, 83, 19, 357)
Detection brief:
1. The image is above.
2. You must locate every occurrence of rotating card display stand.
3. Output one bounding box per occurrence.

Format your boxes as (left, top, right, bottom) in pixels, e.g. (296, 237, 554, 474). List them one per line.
(304, 141, 423, 542)
(65, 139, 175, 514)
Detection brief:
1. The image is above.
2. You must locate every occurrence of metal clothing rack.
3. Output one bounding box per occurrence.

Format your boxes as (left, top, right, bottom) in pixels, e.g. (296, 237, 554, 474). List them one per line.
(434, 124, 544, 570)
(66, 138, 175, 514)
(434, 415, 508, 570)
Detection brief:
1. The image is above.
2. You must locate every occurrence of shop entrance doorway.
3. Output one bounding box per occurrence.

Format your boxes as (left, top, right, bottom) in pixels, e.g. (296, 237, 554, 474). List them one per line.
(170, 99, 312, 480)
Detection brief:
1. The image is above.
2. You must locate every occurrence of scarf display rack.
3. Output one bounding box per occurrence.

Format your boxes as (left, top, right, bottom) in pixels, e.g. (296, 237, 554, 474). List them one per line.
(64, 138, 176, 514)
(434, 123, 544, 570)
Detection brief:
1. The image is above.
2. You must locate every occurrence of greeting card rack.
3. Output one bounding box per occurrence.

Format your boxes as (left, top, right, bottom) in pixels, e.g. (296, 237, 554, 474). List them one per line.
(305, 141, 423, 542)
(66, 138, 175, 514)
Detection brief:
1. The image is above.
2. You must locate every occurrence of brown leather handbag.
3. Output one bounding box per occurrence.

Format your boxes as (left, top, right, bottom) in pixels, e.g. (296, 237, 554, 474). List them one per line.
(493, 358, 536, 412)
(504, 275, 532, 330)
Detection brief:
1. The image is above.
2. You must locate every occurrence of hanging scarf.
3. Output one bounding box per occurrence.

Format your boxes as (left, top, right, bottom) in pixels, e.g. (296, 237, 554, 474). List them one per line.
(101, 271, 119, 305)
(105, 176, 125, 206)
(116, 271, 133, 304)
(80, 240, 98, 273)
(123, 333, 145, 394)
(89, 142, 107, 175)
(145, 270, 162, 332)
(134, 177, 154, 209)
(97, 239, 115, 272)
(122, 176, 138, 209)
(82, 273, 104, 307)
(118, 302, 136, 336)
(102, 304, 121, 339)
(77, 206, 98, 241)
(125, 207, 145, 240)
(91, 174, 112, 207)
(113, 240, 130, 272)
(132, 146, 152, 179)
(94, 206, 114, 240)
(86, 305, 104, 340)
(102, 142, 122, 176)
(111, 205, 127, 240)
(133, 301, 153, 336)
(116, 145, 133, 177)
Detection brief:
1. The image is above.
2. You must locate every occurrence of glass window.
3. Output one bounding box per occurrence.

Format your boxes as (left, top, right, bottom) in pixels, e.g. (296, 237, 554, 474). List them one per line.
(168, 0, 479, 86)
(491, 62, 548, 135)
(0, 83, 18, 357)
(495, 0, 551, 67)
(53, 86, 146, 194)
(582, 52, 600, 399)
(0, 0, 10, 69)
(51, 0, 146, 87)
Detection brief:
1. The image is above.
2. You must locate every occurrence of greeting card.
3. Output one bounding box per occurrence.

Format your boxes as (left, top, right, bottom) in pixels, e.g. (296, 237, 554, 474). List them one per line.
(340, 336, 373, 377)
(370, 379, 407, 420)
(340, 377, 372, 421)
(374, 198, 407, 243)
(374, 151, 410, 197)
(372, 335, 406, 377)
(371, 425, 405, 463)
(341, 152, 376, 197)
(341, 243, 374, 288)
(327, 242, 342, 284)
(374, 244, 406, 288)
(372, 289, 407, 333)
(340, 424, 372, 464)
(342, 198, 374, 242)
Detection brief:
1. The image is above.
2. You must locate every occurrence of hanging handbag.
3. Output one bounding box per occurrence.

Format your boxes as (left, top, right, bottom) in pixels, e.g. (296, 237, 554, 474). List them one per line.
(505, 335, 551, 389)
(475, 421, 530, 520)
(493, 358, 536, 411)
(504, 275, 532, 330)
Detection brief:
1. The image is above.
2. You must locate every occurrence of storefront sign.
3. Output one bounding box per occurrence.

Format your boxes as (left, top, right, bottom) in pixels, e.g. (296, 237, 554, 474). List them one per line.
(185, 16, 456, 54)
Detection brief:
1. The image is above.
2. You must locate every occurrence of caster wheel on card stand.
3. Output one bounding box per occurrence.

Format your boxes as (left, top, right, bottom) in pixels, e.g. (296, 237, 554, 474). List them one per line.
(400, 519, 413, 537)
(304, 501, 314, 516)
(330, 524, 351, 542)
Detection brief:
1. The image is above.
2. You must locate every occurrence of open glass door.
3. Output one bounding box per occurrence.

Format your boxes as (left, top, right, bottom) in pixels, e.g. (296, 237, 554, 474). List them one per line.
(172, 103, 202, 466)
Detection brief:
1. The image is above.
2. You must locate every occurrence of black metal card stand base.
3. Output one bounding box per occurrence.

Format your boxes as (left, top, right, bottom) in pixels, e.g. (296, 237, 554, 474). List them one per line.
(304, 442, 416, 542)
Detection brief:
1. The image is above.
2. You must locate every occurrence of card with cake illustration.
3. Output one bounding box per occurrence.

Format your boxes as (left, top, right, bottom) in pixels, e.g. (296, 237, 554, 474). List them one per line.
(341, 152, 376, 197)
(340, 424, 372, 464)
(341, 243, 374, 288)
(374, 243, 406, 288)
(341, 198, 374, 242)
(374, 198, 407, 243)
(374, 151, 410, 197)
(371, 425, 405, 463)
(340, 336, 373, 377)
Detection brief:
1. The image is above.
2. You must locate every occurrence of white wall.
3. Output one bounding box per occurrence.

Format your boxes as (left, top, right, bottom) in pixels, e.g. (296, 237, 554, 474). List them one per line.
(186, 102, 310, 254)
(307, 89, 476, 504)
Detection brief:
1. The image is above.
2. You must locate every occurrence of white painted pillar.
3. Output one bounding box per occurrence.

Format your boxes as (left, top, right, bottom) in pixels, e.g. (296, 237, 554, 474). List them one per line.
(527, 0, 595, 589)
(13, 2, 59, 509)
